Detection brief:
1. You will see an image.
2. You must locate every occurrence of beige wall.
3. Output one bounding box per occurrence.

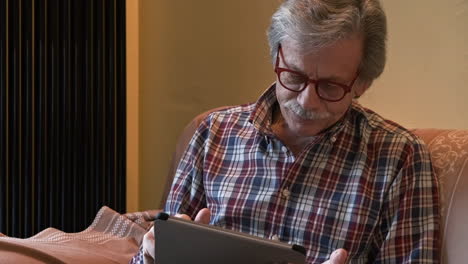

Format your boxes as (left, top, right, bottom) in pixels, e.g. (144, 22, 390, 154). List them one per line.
(126, 0, 139, 212)
(128, 0, 468, 211)
(359, 0, 468, 129)
(136, 0, 279, 210)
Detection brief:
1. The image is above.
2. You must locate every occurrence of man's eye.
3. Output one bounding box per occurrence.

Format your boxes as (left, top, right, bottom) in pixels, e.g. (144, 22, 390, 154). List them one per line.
(320, 82, 340, 90)
(283, 73, 305, 84)
(318, 82, 344, 97)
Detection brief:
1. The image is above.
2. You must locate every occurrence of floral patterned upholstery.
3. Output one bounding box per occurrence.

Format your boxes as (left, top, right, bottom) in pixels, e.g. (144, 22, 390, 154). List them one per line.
(412, 129, 468, 264)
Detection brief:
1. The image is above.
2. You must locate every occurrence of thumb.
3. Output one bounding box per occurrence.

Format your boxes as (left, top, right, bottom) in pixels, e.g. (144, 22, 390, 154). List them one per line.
(194, 208, 211, 224)
(329, 248, 348, 264)
(142, 226, 155, 262)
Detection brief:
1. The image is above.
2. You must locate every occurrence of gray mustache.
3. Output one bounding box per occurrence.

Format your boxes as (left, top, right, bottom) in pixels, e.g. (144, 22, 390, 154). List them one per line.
(284, 100, 331, 120)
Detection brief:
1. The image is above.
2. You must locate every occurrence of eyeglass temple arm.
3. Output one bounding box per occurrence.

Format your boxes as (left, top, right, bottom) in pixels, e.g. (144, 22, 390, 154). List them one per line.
(275, 44, 291, 70)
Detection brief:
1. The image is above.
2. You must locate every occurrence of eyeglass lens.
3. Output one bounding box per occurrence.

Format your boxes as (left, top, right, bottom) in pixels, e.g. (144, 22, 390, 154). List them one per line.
(278, 71, 346, 101)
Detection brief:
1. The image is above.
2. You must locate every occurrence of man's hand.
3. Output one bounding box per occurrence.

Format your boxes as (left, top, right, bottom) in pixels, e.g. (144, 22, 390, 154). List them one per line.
(142, 208, 211, 264)
(322, 249, 348, 264)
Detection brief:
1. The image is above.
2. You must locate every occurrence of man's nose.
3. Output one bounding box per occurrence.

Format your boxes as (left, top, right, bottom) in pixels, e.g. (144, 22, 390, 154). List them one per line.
(296, 82, 321, 110)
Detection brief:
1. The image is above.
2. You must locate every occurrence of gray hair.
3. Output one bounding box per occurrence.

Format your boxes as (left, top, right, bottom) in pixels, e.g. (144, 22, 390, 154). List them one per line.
(267, 0, 387, 83)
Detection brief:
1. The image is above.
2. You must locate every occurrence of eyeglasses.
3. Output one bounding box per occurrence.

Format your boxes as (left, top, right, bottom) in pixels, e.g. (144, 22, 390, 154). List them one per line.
(274, 44, 359, 102)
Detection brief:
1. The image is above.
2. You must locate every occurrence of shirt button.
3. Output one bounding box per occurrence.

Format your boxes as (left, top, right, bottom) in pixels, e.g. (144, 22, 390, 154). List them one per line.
(271, 234, 280, 241)
(330, 136, 337, 143)
(281, 189, 290, 198)
(281, 146, 288, 153)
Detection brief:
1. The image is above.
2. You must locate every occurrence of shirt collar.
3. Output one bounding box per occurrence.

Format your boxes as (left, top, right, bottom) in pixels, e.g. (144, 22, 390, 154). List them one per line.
(248, 83, 278, 136)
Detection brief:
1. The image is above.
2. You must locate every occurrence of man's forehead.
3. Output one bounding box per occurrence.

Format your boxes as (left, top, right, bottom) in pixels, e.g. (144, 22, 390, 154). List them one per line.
(281, 33, 364, 57)
(281, 37, 325, 55)
(280, 40, 317, 66)
(280, 45, 343, 82)
(280, 36, 362, 81)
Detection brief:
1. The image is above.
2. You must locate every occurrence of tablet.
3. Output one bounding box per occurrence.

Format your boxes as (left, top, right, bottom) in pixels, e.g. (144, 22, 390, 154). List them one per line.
(154, 212, 306, 264)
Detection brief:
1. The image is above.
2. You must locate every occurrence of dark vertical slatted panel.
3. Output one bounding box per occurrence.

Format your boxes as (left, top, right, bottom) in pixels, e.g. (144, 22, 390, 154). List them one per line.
(0, 0, 8, 236)
(22, 0, 33, 237)
(0, 0, 126, 238)
(9, 0, 20, 237)
(113, 1, 127, 208)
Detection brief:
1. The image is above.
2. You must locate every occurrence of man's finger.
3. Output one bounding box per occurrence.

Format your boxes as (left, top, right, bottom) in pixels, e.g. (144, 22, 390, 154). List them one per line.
(194, 208, 211, 224)
(328, 249, 348, 264)
(142, 226, 155, 263)
(174, 213, 191, 221)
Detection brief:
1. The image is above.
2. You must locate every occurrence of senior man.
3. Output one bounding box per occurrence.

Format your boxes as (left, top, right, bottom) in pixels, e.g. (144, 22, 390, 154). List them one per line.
(132, 0, 440, 263)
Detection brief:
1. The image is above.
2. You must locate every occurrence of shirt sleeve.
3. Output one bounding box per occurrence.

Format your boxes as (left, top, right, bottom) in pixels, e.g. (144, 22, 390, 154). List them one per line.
(372, 139, 441, 263)
(129, 248, 144, 264)
(163, 118, 210, 219)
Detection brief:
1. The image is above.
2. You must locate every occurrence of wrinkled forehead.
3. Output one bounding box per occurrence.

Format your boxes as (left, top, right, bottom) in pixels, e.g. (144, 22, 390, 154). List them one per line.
(279, 38, 327, 67)
(279, 34, 364, 79)
(281, 38, 318, 56)
(284, 32, 364, 54)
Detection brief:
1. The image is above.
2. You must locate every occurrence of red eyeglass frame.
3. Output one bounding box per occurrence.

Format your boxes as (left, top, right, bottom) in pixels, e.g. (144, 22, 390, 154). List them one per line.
(274, 44, 359, 102)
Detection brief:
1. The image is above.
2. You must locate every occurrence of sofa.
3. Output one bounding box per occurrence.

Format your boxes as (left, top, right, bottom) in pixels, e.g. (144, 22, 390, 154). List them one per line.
(412, 129, 468, 263)
(163, 108, 468, 264)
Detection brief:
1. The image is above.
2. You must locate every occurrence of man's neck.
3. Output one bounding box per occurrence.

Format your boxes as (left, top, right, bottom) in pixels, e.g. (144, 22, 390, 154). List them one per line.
(271, 104, 318, 156)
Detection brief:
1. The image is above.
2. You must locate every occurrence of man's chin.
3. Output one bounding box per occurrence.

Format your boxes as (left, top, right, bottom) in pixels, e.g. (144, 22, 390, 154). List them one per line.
(286, 112, 336, 136)
(289, 125, 322, 137)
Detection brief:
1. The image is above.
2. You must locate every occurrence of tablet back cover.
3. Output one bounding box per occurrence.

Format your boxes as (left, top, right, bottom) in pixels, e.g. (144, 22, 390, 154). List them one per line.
(154, 214, 306, 264)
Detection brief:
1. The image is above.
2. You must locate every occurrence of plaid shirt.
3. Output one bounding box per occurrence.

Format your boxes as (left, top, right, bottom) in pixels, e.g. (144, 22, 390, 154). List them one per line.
(134, 85, 440, 264)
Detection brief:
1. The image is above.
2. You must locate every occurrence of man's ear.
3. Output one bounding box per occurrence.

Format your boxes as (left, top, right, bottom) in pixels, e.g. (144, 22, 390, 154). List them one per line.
(354, 79, 372, 98)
